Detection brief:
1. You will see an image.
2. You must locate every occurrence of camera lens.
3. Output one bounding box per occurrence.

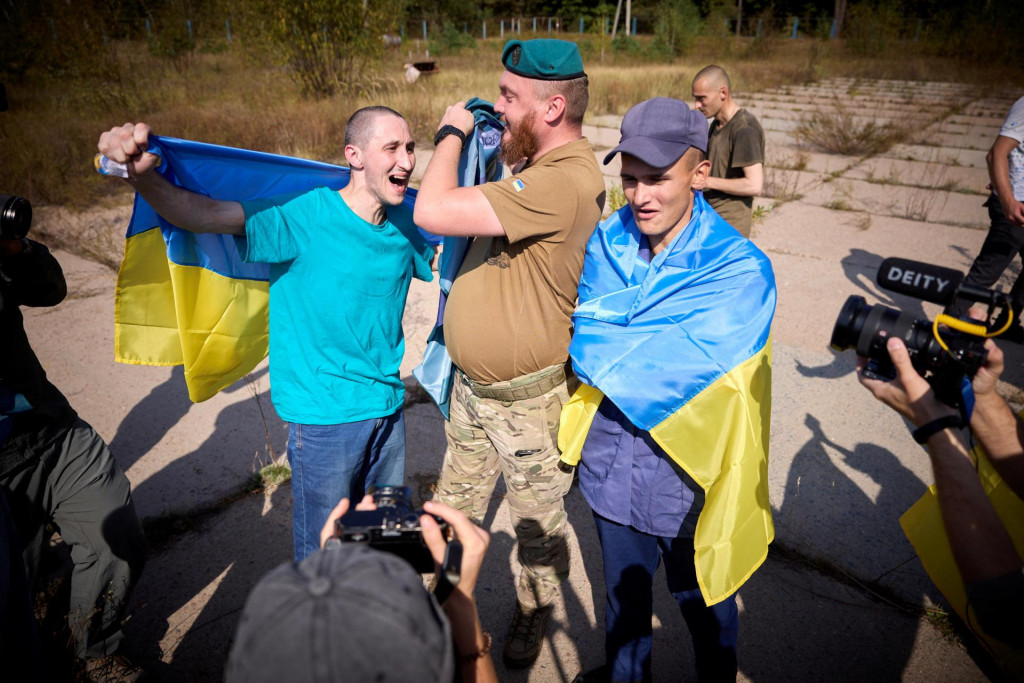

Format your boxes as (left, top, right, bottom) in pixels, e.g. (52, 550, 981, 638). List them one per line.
(0, 193, 32, 240)
(369, 484, 413, 511)
(831, 294, 961, 378)
(830, 295, 871, 351)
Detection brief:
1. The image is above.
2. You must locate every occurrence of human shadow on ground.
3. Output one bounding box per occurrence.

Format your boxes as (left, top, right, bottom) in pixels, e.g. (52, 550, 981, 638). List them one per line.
(118, 385, 289, 680)
(798, 248, 931, 381)
(120, 368, 283, 518)
(125, 482, 292, 681)
(109, 365, 271, 473)
(739, 413, 931, 681)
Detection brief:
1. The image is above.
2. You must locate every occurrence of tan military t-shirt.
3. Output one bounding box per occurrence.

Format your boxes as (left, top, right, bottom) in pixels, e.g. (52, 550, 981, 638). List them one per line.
(705, 108, 765, 237)
(443, 138, 605, 383)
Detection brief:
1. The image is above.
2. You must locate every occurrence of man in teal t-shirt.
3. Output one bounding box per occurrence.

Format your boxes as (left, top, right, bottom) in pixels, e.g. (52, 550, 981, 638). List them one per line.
(97, 107, 433, 560)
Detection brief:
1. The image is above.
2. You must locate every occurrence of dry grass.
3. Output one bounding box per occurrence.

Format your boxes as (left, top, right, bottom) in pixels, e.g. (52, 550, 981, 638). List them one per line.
(32, 204, 130, 271)
(1, 34, 1021, 221)
(762, 167, 804, 203)
(794, 102, 909, 158)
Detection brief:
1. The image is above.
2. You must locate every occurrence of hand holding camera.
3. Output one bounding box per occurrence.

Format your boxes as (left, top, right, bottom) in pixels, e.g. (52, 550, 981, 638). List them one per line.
(832, 257, 1013, 409)
(318, 486, 490, 604)
(856, 336, 960, 429)
(421, 499, 490, 602)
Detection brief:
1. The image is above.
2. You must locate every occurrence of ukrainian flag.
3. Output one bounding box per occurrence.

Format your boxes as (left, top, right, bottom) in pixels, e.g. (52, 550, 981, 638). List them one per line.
(559, 192, 776, 605)
(413, 98, 504, 418)
(113, 135, 413, 402)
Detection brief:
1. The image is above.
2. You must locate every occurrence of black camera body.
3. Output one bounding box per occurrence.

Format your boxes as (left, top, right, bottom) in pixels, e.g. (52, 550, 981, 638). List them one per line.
(831, 257, 1005, 408)
(333, 485, 449, 574)
(0, 193, 32, 240)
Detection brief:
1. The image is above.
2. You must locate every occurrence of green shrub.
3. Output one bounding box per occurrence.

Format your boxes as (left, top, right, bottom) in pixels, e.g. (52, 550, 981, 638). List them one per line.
(649, 0, 703, 58)
(428, 22, 476, 56)
(607, 184, 627, 213)
(240, 0, 404, 98)
(844, 3, 904, 57)
(611, 35, 642, 55)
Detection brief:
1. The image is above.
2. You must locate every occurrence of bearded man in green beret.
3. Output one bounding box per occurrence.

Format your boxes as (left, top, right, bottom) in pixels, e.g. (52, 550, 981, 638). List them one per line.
(415, 38, 605, 668)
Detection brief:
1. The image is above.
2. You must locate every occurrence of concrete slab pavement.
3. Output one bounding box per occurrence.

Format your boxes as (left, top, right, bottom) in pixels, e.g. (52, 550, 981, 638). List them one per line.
(23, 78, 1024, 680)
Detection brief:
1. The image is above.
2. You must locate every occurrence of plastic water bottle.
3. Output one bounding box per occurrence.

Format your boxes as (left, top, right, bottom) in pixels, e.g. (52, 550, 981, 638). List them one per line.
(93, 146, 163, 179)
(93, 154, 130, 178)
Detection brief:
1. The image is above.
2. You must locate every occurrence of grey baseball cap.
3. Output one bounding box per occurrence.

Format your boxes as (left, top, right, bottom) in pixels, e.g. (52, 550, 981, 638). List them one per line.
(225, 544, 454, 683)
(603, 97, 709, 167)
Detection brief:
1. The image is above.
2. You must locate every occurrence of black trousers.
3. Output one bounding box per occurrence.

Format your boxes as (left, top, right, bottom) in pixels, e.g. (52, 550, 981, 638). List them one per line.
(948, 194, 1024, 322)
(1, 418, 145, 659)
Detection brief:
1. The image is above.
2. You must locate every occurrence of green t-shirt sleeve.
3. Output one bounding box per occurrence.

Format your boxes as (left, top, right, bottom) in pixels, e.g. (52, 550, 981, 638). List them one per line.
(730, 123, 764, 169)
(240, 189, 312, 264)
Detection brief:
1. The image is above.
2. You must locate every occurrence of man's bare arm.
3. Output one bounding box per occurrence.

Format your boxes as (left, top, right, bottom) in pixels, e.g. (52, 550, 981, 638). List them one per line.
(413, 103, 505, 238)
(969, 340, 1024, 498)
(98, 122, 245, 236)
(703, 162, 763, 197)
(987, 135, 1024, 227)
(858, 337, 1022, 584)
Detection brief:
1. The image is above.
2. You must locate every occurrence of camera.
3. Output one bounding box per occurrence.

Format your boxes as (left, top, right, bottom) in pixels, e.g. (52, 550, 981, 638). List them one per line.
(831, 257, 1009, 408)
(0, 193, 32, 240)
(333, 485, 451, 574)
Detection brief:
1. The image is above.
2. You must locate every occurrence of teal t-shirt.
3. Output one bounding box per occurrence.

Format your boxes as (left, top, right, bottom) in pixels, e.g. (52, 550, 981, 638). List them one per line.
(241, 187, 434, 424)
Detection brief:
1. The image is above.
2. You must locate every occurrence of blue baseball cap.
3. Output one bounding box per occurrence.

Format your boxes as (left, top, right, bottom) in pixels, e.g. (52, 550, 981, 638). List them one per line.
(603, 97, 708, 167)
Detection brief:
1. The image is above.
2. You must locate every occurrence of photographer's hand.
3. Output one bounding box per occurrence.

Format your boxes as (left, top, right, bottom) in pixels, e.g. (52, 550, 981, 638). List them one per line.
(968, 339, 1024, 498)
(318, 494, 375, 549)
(860, 339, 1022, 590)
(972, 338, 1004, 399)
(420, 501, 489, 598)
(420, 501, 496, 683)
(857, 337, 958, 427)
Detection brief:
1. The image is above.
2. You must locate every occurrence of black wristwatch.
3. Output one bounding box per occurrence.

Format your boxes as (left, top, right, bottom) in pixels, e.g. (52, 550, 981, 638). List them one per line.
(434, 124, 467, 151)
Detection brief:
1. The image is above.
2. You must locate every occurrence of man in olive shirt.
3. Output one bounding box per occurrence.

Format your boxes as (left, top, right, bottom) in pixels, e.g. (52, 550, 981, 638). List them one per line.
(414, 39, 605, 668)
(692, 64, 765, 237)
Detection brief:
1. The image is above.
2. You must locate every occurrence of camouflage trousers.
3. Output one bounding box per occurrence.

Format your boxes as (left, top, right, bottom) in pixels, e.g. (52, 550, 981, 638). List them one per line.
(436, 364, 575, 610)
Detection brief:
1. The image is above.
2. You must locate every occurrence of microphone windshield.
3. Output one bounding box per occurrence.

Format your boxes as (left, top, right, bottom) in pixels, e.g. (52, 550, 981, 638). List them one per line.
(876, 258, 963, 306)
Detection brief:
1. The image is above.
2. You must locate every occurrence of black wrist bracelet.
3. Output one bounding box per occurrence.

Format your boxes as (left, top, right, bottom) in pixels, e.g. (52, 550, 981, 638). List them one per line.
(434, 124, 467, 151)
(911, 414, 964, 444)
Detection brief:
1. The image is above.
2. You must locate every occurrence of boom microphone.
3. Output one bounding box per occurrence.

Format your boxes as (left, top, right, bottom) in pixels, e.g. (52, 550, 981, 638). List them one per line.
(876, 258, 964, 306)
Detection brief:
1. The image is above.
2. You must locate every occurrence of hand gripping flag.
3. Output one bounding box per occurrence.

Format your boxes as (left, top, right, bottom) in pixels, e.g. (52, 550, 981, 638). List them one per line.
(107, 135, 417, 402)
(413, 99, 504, 418)
(559, 192, 777, 605)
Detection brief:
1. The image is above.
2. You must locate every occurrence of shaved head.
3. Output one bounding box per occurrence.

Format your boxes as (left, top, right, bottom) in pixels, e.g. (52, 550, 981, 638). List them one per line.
(345, 106, 405, 148)
(692, 64, 731, 92)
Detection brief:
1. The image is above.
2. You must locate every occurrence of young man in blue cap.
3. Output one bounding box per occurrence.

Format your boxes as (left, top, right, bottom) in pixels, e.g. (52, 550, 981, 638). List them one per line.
(414, 39, 605, 668)
(562, 97, 776, 682)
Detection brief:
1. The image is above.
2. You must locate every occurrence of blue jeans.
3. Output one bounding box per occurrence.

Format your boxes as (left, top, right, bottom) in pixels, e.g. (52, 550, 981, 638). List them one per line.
(287, 410, 406, 562)
(593, 513, 739, 683)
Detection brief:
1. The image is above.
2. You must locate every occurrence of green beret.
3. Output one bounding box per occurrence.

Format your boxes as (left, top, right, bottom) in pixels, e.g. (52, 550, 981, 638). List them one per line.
(501, 39, 586, 81)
